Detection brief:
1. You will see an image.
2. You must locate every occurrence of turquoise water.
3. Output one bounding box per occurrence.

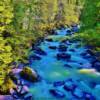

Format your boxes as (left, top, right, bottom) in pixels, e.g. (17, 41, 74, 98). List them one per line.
(28, 28, 100, 100)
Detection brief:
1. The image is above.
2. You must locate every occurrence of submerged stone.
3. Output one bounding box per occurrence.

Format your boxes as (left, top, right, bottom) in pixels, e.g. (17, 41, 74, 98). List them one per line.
(92, 62, 100, 72)
(63, 81, 76, 91)
(58, 44, 67, 52)
(49, 46, 57, 50)
(86, 50, 94, 56)
(57, 53, 71, 60)
(49, 89, 65, 98)
(69, 49, 76, 52)
(64, 64, 72, 68)
(34, 47, 47, 55)
(53, 81, 65, 87)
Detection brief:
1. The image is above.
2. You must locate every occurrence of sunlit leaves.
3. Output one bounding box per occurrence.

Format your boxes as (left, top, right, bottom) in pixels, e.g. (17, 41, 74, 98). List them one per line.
(0, 36, 13, 86)
(0, 0, 13, 33)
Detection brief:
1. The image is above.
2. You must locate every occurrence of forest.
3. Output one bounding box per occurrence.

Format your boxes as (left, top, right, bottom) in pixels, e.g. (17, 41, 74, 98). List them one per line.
(0, 0, 100, 100)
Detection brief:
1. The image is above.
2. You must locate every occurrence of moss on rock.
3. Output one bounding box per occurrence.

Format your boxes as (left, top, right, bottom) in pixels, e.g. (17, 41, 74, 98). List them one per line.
(20, 67, 38, 82)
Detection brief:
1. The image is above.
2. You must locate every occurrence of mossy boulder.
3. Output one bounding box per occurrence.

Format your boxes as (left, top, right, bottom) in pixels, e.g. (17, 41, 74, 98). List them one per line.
(20, 67, 38, 82)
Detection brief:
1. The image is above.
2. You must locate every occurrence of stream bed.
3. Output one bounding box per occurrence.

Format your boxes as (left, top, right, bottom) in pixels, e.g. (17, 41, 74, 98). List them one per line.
(25, 28, 100, 100)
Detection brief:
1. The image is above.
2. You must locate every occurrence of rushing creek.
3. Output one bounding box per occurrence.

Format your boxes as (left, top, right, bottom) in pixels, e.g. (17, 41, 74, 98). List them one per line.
(21, 28, 100, 100)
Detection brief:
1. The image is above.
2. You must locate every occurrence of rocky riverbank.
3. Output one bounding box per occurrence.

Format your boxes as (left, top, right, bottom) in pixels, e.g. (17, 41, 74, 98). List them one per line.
(1, 25, 100, 100)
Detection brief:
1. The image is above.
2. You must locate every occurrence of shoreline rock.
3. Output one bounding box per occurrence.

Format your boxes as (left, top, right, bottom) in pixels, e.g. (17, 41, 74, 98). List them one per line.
(20, 67, 38, 82)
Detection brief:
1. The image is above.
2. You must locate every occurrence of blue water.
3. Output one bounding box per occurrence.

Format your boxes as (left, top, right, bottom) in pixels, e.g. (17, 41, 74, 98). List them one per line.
(28, 28, 100, 100)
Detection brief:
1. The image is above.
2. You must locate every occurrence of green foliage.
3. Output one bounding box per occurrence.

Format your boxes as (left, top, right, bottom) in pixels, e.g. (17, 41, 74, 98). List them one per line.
(73, 29, 100, 47)
(0, 0, 13, 33)
(0, 37, 13, 86)
(55, 0, 84, 26)
(80, 0, 100, 29)
(0, 0, 14, 92)
(0, 37, 13, 65)
(78, 0, 100, 51)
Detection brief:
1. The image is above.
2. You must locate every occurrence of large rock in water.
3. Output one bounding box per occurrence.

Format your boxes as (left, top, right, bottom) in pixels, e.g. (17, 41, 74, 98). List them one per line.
(33, 47, 47, 55)
(20, 67, 38, 82)
(58, 44, 67, 52)
(49, 46, 57, 50)
(57, 53, 71, 60)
